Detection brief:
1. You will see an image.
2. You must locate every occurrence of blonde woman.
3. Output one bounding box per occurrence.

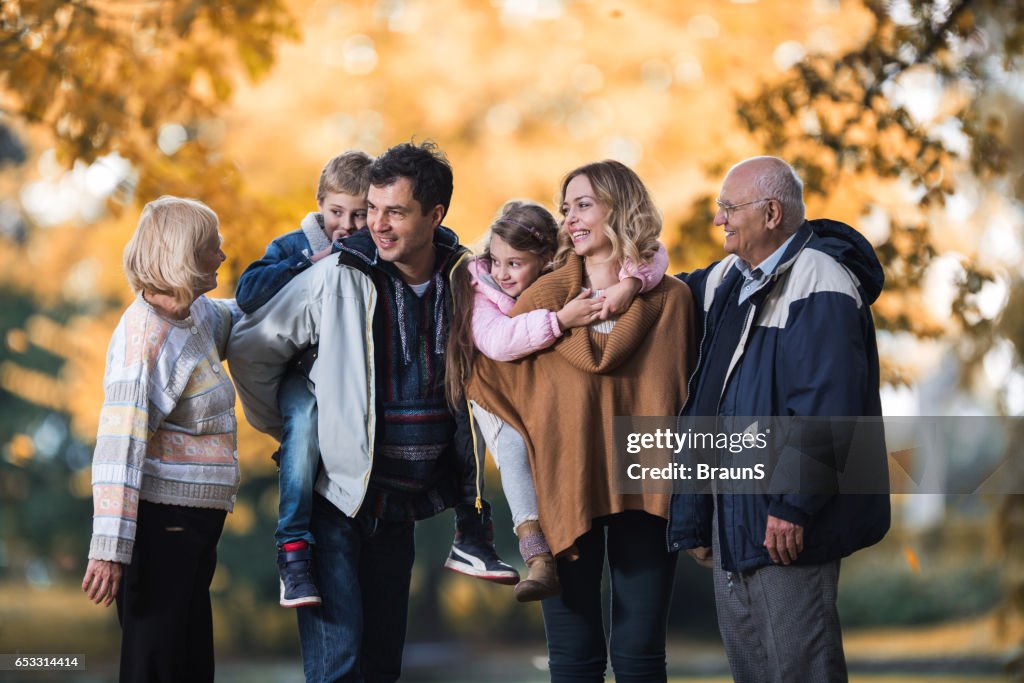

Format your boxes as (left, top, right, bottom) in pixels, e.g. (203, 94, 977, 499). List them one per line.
(467, 161, 695, 682)
(81, 196, 240, 683)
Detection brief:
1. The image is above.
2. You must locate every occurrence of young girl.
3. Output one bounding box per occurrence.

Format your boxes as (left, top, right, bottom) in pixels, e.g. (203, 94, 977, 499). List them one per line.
(446, 199, 668, 601)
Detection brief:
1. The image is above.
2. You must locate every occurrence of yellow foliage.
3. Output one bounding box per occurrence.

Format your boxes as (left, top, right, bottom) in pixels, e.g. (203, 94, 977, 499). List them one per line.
(439, 571, 518, 634)
(0, 0, 1019, 456)
(1, 362, 66, 411)
(6, 433, 35, 465)
(224, 500, 256, 536)
(6, 329, 29, 354)
(69, 467, 93, 499)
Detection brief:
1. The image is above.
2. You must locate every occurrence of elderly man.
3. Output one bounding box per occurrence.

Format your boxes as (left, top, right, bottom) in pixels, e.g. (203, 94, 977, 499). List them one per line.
(668, 156, 890, 682)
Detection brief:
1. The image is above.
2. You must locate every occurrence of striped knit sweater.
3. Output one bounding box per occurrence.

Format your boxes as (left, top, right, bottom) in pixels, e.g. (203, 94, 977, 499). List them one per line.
(88, 294, 241, 564)
(339, 229, 463, 521)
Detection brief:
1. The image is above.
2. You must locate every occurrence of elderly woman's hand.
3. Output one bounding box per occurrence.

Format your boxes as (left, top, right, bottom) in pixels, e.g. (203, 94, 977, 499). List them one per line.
(82, 559, 123, 606)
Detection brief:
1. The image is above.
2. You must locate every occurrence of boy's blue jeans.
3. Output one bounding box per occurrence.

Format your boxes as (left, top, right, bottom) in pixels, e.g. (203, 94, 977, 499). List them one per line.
(275, 371, 320, 547)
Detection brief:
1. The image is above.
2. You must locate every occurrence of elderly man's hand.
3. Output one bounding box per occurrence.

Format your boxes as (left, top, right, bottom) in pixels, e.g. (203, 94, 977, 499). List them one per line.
(764, 515, 804, 565)
(686, 546, 714, 569)
(82, 559, 123, 606)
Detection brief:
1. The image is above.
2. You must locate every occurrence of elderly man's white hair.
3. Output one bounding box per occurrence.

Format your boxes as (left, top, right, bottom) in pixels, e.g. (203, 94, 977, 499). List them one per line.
(728, 156, 806, 231)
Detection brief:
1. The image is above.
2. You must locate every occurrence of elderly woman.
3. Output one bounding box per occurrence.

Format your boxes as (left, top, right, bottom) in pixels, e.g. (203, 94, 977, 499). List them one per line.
(467, 161, 695, 682)
(80, 196, 240, 683)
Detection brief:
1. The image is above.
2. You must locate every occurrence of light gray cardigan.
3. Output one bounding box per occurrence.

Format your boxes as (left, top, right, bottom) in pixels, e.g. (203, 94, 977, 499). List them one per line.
(227, 257, 377, 517)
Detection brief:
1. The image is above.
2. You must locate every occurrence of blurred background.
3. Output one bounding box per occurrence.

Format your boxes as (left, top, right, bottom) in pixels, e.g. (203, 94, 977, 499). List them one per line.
(1, 0, 1023, 681)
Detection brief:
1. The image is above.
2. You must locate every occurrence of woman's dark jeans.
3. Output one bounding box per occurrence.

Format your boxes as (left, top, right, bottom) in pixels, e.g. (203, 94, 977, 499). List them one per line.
(116, 501, 226, 683)
(541, 511, 678, 683)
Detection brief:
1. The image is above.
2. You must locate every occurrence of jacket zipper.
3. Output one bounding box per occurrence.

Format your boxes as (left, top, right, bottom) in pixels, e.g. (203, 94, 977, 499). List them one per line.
(667, 276, 715, 550)
(449, 250, 484, 514)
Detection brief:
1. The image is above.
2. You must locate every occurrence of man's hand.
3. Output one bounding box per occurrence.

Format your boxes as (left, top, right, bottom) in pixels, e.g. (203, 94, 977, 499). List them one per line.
(686, 546, 714, 569)
(763, 515, 804, 565)
(599, 277, 642, 318)
(82, 559, 123, 606)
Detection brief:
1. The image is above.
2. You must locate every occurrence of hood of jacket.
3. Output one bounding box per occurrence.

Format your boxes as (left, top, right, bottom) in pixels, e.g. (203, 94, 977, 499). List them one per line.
(338, 224, 462, 271)
(803, 218, 885, 305)
(468, 257, 517, 316)
(300, 212, 331, 254)
(337, 225, 467, 365)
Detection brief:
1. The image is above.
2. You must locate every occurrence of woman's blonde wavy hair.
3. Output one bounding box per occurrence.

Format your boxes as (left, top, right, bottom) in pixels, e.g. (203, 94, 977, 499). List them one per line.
(123, 196, 220, 308)
(553, 160, 661, 270)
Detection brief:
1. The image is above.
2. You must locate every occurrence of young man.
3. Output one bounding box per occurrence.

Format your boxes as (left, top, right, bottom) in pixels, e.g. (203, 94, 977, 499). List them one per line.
(229, 141, 514, 682)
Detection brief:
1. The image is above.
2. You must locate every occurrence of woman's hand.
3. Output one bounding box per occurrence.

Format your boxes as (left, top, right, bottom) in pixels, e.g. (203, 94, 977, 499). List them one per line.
(599, 277, 642, 319)
(556, 288, 605, 330)
(82, 559, 123, 606)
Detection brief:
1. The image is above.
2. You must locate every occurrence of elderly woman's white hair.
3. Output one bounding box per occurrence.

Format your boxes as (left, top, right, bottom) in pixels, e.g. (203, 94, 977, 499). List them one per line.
(122, 196, 220, 308)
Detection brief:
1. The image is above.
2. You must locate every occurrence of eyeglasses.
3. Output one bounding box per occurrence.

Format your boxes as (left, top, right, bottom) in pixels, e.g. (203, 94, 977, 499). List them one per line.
(715, 197, 773, 221)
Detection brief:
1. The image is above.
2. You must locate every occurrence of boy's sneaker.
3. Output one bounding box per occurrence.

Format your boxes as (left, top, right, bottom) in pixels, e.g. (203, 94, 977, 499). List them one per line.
(444, 534, 520, 585)
(278, 541, 322, 608)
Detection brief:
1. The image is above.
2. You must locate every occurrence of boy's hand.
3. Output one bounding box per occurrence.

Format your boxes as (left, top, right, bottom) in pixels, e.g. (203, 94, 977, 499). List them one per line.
(600, 277, 642, 319)
(331, 227, 355, 242)
(557, 288, 605, 331)
(309, 243, 334, 263)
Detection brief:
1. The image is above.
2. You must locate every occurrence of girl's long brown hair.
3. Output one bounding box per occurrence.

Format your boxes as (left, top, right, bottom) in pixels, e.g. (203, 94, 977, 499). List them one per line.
(444, 200, 559, 407)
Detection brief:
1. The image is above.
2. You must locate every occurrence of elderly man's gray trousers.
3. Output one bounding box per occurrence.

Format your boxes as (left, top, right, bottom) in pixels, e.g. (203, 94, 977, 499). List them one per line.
(711, 509, 848, 683)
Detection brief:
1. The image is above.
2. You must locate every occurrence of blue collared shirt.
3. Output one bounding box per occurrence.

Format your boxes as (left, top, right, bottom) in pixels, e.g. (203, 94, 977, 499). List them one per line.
(734, 233, 797, 305)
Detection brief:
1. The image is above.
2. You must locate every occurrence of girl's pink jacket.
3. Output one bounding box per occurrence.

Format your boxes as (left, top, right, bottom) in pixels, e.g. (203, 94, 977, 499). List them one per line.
(469, 242, 669, 362)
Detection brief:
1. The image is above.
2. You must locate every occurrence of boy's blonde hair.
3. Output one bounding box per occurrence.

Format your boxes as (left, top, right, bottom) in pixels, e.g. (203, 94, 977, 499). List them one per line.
(317, 150, 373, 202)
(123, 196, 220, 308)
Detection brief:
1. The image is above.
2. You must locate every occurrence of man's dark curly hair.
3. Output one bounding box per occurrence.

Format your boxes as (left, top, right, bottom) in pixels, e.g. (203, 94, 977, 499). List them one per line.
(369, 140, 453, 217)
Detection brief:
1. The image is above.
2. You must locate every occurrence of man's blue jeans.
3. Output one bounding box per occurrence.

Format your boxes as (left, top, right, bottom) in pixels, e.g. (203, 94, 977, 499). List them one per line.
(541, 511, 677, 683)
(276, 371, 319, 547)
(297, 493, 416, 683)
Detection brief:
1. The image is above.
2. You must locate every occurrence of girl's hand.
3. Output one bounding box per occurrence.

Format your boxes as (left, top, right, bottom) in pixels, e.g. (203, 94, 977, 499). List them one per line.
(557, 288, 605, 330)
(599, 277, 642, 319)
(82, 558, 123, 606)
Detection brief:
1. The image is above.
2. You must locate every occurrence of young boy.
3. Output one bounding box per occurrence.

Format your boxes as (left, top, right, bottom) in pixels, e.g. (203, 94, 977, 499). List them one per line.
(235, 150, 373, 607)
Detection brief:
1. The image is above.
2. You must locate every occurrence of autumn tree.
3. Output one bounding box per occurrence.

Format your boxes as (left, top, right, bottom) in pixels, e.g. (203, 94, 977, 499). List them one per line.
(0, 0, 297, 589)
(2, 0, 1022, 657)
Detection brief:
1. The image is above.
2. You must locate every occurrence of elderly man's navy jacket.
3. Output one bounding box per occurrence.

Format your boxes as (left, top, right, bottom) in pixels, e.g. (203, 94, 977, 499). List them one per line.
(667, 219, 890, 573)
